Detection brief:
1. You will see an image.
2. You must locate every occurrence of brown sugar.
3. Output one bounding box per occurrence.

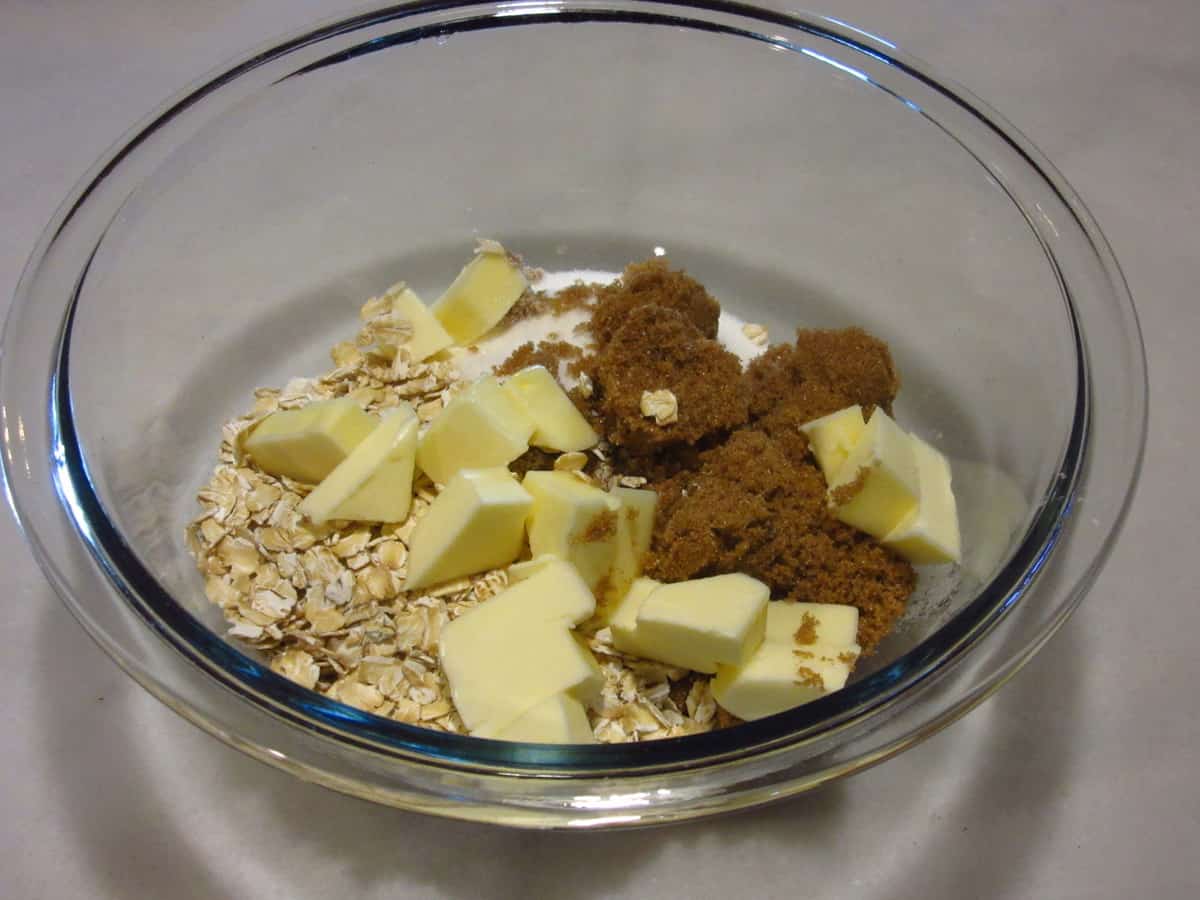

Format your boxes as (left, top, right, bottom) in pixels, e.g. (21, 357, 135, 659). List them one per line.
(578, 509, 618, 544)
(587, 259, 721, 346)
(647, 429, 914, 653)
(794, 613, 819, 646)
(586, 305, 748, 452)
(744, 327, 899, 423)
(551, 282, 600, 314)
(508, 446, 560, 478)
(829, 467, 868, 506)
(495, 339, 583, 377)
(714, 707, 743, 729)
(498, 284, 598, 329)
(794, 663, 825, 690)
(740, 399, 820, 469)
(497, 291, 546, 326)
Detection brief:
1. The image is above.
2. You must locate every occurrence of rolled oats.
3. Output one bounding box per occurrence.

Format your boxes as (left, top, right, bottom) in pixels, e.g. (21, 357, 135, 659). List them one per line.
(553, 451, 589, 472)
(741, 322, 769, 346)
(639, 389, 679, 425)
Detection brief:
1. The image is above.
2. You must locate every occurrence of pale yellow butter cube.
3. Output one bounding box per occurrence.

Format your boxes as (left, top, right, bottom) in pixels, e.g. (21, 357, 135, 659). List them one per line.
(827, 407, 920, 539)
(503, 366, 599, 452)
(431, 241, 528, 344)
(477, 693, 596, 744)
(298, 404, 418, 524)
(605, 486, 658, 608)
(242, 398, 375, 484)
(404, 468, 532, 591)
(607, 577, 661, 657)
(442, 621, 602, 734)
(376, 283, 453, 362)
(523, 471, 622, 592)
(435, 566, 600, 735)
(711, 642, 859, 721)
(711, 600, 861, 720)
(430, 557, 603, 736)
(883, 434, 961, 565)
(634, 574, 769, 673)
(416, 376, 535, 485)
(761, 601, 860, 649)
(800, 404, 866, 483)
(505, 554, 560, 583)
(462, 558, 596, 627)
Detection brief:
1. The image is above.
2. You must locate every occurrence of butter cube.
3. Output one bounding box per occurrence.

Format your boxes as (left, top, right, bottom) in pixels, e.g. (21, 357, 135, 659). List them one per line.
(883, 435, 961, 565)
(458, 558, 596, 627)
(524, 471, 622, 592)
(634, 574, 769, 673)
(800, 404, 866, 483)
(506, 554, 559, 583)
(242, 398, 375, 484)
(440, 564, 601, 732)
(416, 376, 535, 485)
(711, 643, 859, 721)
(431, 241, 528, 344)
(298, 405, 418, 524)
(477, 693, 596, 743)
(605, 487, 658, 607)
(711, 600, 862, 720)
(404, 468, 532, 591)
(503, 366, 599, 452)
(375, 283, 453, 362)
(827, 407, 920, 539)
(759, 601, 860, 649)
(607, 577, 661, 657)
(443, 622, 603, 734)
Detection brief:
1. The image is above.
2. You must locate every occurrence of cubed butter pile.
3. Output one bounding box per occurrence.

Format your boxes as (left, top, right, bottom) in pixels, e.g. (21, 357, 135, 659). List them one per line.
(439, 559, 601, 741)
(613, 576, 766, 672)
(417, 366, 598, 486)
(611, 574, 768, 673)
(522, 470, 657, 600)
(607, 575, 863, 719)
(805, 406, 961, 565)
(503, 365, 599, 452)
(404, 467, 532, 590)
(484, 693, 594, 743)
(431, 240, 528, 344)
(417, 376, 535, 485)
(607, 486, 658, 606)
(298, 404, 419, 524)
(242, 398, 376, 485)
(370, 282, 454, 362)
(523, 471, 620, 591)
(798, 404, 865, 483)
(711, 602, 861, 720)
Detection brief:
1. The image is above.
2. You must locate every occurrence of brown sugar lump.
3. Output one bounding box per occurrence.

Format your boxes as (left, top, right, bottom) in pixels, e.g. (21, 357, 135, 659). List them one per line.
(649, 430, 826, 581)
(647, 429, 914, 653)
(743, 327, 900, 424)
(494, 340, 582, 377)
(588, 259, 721, 347)
(590, 305, 749, 451)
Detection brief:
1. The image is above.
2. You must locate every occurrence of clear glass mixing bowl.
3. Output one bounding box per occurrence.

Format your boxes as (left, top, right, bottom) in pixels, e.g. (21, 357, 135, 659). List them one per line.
(1, 1, 1145, 827)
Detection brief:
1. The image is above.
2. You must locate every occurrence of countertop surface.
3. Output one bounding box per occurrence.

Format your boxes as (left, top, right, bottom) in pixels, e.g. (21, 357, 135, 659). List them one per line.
(2, 1, 1196, 897)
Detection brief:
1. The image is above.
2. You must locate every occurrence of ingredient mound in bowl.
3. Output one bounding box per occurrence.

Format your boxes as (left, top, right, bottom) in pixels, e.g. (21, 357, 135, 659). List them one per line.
(187, 241, 960, 743)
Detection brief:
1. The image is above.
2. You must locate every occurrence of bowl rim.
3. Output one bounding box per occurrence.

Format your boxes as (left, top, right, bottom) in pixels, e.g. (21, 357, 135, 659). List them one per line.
(2, 0, 1146, 783)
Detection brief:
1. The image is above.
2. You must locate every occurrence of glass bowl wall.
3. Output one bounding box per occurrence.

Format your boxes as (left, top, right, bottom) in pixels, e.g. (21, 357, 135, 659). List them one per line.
(1, 1, 1145, 826)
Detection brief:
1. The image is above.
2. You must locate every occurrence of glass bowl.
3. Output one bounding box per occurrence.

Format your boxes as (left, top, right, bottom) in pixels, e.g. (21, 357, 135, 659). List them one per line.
(1, 1, 1145, 827)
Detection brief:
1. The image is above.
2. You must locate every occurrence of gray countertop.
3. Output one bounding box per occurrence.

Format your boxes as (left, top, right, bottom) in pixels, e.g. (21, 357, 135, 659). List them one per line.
(2, 1, 1196, 897)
